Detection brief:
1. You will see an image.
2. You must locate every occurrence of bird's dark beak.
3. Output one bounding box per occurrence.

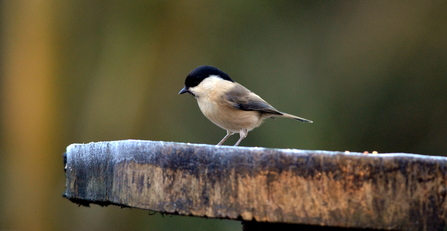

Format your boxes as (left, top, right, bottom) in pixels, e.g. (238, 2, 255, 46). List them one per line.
(178, 86, 189, 95)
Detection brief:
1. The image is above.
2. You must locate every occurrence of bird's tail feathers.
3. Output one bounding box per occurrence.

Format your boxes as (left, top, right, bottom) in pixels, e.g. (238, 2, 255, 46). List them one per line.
(279, 112, 313, 123)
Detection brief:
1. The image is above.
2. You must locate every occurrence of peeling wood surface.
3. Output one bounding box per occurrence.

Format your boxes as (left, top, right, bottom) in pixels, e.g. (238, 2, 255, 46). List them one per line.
(63, 140, 447, 230)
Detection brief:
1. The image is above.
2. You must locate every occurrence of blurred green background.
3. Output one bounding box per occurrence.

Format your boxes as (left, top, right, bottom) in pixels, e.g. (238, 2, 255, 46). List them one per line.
(1, 1, 446, 230)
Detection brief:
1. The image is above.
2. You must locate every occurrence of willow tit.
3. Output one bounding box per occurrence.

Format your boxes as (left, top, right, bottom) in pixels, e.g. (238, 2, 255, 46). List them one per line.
(179, 65, 313, 146)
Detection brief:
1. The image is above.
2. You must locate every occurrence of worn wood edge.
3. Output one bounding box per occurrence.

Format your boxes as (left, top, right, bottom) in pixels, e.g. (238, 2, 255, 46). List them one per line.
(63, 139, 447, 230)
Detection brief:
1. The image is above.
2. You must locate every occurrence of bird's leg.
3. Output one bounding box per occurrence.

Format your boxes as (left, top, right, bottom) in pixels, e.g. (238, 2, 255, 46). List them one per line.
(234, 129, 248, 146)
(217, 131, 234, 146)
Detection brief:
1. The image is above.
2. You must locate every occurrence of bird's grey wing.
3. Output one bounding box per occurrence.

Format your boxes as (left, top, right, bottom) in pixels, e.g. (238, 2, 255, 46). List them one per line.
(224, 84, 283, 115)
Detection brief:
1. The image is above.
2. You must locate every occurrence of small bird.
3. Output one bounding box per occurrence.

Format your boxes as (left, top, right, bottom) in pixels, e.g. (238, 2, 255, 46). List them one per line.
(179, 65, 313, 146)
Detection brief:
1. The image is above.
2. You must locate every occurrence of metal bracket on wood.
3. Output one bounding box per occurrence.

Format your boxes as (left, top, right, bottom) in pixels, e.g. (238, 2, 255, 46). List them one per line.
(63, 140, 447, 230)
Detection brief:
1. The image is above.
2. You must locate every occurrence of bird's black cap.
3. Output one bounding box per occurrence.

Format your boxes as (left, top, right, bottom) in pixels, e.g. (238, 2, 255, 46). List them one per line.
(184, 65, 234, 88)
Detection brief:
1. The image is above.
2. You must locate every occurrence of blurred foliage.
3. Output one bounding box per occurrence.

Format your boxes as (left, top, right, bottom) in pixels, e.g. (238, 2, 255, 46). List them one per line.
(1, 0, 446, 230)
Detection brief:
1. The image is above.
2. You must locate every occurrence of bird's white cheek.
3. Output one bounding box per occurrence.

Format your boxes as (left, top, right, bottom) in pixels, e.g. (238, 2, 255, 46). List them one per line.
(188, 86, 206, 98)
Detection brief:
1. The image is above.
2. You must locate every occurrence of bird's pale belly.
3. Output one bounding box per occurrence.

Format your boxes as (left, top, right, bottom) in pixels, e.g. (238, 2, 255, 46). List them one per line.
(197, 99, 263, 133)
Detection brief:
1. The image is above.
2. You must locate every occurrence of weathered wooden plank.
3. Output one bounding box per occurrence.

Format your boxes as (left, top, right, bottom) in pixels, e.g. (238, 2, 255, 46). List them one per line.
(63, 140, 447, 230)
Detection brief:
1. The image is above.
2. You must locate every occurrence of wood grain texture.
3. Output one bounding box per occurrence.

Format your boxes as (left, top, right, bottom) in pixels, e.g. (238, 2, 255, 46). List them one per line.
(63, 140, 447, 230)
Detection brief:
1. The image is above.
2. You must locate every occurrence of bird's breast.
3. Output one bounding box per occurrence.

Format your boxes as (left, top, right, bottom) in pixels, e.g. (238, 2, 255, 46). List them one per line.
(196, 95, 263, 133)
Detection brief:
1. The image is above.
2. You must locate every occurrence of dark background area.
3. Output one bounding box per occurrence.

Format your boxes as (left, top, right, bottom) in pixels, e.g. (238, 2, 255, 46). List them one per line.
(1, 1, 446, 230)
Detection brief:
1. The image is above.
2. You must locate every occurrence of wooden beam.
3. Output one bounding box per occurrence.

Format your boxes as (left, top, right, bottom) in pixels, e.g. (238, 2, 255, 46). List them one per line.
(63, 140, 447, 230)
